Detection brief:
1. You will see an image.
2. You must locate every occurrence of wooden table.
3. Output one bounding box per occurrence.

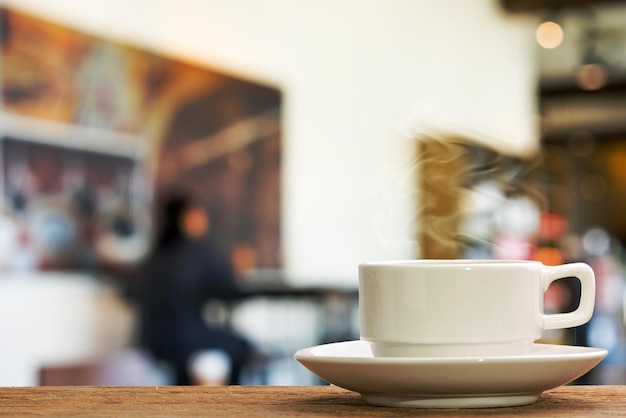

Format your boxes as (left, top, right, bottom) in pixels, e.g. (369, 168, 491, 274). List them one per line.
(0, 385, 625, 416)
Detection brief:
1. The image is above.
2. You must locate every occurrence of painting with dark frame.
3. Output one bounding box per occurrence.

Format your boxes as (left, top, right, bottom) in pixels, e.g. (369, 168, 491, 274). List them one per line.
(0, 7, 282, 276)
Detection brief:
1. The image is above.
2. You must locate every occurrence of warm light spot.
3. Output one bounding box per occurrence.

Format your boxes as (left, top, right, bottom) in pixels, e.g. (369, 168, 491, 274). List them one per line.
(536, 21, 564, 49)
(577, 63, 608, 90)
(535, 247, 565, 267)
(231, 244, 257, 276)
(539, 212, 568, 241)
(609, 151, 626, 184)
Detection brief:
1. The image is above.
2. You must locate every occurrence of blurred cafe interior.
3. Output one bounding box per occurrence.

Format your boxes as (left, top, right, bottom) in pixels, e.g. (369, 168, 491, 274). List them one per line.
(2, 0, 626, 387)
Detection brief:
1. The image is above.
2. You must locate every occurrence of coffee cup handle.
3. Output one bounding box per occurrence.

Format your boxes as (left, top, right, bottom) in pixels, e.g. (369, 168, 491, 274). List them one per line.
(542, 263, 595, 330)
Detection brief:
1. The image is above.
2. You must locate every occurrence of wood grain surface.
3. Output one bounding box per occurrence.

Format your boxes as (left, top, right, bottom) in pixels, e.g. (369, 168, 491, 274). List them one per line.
(0, 385, 624, 417)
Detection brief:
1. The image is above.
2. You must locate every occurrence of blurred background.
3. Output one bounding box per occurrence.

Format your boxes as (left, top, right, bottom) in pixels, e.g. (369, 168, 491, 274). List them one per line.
(1, 0, 626, 386)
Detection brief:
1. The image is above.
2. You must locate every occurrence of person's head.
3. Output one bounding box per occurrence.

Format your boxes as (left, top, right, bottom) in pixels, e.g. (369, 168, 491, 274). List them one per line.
(180, 202, 210, 239)
(156, 192, 209, 244)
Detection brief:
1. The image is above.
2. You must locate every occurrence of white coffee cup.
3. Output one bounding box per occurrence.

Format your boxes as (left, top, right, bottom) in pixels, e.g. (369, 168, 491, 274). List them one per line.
(359, 259, 595, 357)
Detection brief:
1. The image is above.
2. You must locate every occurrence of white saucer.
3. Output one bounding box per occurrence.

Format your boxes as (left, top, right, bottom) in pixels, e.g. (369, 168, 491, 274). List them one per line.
(295, 340, 607, 408)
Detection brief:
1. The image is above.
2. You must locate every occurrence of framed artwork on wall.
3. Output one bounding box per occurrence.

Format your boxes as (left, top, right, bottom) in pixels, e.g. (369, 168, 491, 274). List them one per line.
(0, 6, 282, 276)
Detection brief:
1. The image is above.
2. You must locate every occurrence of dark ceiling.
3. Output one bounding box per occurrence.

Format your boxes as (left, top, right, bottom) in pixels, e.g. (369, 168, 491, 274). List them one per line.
(500, 0, 626, 13)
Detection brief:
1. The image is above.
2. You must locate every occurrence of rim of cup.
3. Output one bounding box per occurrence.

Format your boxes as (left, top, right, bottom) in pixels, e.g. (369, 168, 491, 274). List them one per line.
(360, 259, 543, 267)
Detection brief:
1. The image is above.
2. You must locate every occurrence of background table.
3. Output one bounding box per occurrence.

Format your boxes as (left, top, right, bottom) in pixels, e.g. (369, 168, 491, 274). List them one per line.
(0, 385, 625, 416)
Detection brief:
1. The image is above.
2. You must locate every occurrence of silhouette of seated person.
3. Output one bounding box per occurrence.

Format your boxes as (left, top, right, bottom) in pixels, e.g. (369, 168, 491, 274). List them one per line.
(137, 193, 253, 385)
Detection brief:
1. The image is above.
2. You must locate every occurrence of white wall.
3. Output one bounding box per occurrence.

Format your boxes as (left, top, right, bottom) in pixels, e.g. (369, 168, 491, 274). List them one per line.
(0, 273, 134, 385)
(1, 0, 539, 287)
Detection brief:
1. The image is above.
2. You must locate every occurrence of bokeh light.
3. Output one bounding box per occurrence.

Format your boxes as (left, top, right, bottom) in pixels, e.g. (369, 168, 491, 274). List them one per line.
(536, 21, 564, 49)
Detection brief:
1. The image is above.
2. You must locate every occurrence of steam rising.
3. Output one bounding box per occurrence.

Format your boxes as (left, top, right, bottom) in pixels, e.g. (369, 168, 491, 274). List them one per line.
(399, 98, 538, 158)
(370, 151, 422, 255)
(374, 99, 543, 259)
